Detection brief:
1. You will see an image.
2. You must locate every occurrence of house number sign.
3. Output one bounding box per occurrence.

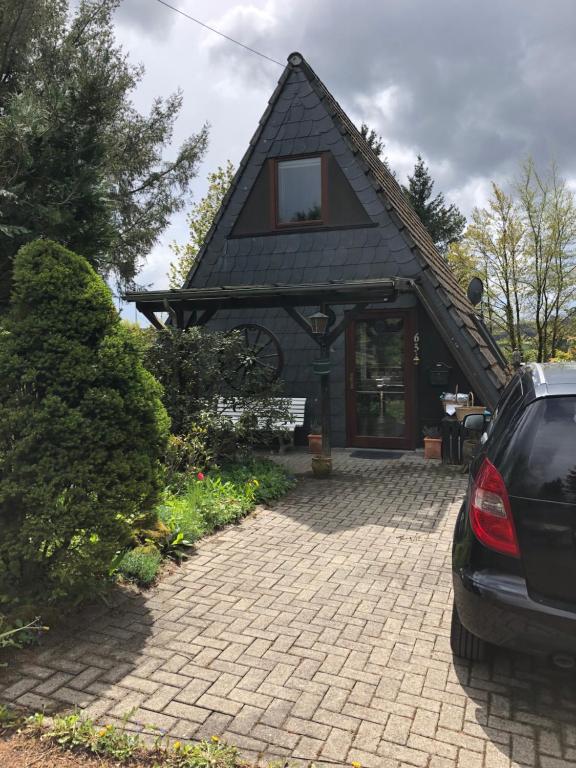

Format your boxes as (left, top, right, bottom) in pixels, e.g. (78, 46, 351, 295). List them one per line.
(413, 331, 420, 365)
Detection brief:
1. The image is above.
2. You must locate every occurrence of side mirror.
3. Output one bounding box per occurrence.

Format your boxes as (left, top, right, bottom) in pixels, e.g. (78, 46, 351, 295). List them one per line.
(463, 413, 485, 432)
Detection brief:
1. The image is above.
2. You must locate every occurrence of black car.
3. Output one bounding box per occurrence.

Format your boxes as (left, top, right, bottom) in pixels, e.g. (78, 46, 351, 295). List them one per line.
(451, 363, 576, 663)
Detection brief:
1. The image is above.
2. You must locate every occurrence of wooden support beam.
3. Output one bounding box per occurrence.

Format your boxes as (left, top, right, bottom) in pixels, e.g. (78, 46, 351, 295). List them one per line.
(183, 310, 197, 330)
(325, 302, 369, 346)
(283, 306, 322, 345)
(137, 303, 165, 330)
(195, 307, 218, 326)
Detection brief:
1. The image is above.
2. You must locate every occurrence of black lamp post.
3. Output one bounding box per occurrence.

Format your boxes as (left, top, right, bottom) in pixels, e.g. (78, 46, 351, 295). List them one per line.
(308, 310, 332, 464)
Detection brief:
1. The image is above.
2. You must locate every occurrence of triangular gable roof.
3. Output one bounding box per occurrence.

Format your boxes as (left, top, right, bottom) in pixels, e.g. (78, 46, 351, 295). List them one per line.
(185, 52, 509, 405)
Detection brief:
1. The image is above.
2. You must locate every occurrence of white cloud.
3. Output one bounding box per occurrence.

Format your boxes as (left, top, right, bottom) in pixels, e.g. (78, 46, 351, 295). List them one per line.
(108, 0, 576, 311)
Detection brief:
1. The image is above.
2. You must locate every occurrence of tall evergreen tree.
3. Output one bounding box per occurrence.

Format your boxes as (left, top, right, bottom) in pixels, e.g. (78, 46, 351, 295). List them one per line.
(359, 121, 392, 172)
(0, 240, 169, 600)
(0, 0, 208, 309)
(403, 155, 466, 253)
(360, 122, 385, 158)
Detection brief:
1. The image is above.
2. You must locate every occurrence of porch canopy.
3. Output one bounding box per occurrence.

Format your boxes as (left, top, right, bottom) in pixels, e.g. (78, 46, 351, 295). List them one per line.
(123, 276, 414, 341)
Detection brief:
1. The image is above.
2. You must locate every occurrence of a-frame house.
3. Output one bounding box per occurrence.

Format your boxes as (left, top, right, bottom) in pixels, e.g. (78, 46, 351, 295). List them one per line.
(126, 52, 509, 450)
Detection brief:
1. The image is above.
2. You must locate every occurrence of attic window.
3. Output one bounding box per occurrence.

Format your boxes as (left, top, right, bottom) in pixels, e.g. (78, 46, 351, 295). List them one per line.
(276, 156, 323, 225)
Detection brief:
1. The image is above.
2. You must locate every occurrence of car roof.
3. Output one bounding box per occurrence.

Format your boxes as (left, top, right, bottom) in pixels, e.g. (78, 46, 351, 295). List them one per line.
(523, 362, 576, 398)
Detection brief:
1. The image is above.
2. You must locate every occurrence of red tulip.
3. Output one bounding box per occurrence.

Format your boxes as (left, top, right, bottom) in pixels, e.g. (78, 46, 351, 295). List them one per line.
(197, 472, 205, 481)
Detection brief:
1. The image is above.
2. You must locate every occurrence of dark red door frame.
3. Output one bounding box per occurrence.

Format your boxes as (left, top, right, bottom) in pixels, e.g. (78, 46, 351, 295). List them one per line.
(345, 308, 417, 450)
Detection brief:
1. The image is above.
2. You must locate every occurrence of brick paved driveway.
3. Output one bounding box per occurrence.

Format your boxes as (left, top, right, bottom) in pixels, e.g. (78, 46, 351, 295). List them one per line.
(2, 450, 576, 767)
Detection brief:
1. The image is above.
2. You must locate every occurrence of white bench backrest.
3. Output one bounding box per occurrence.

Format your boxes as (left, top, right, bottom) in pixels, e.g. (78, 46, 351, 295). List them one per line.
(217, 397, 306, 428)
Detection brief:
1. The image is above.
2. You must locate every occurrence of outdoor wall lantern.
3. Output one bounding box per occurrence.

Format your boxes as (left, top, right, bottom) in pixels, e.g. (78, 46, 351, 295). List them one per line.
(308, 311, 329, 336)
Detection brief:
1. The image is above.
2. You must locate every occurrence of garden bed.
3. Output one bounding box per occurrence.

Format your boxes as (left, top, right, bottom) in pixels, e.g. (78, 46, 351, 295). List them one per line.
(117, 459, 296, 587)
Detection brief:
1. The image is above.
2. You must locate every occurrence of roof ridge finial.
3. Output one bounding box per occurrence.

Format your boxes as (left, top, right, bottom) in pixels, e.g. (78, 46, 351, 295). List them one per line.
(287, 52, 304, 67)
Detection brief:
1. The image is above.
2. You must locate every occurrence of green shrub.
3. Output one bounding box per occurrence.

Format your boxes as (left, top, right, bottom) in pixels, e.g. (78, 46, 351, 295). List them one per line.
(0, 240, 169, 604)
(117, 546, 162, 586)
(144, 327, 290, 466)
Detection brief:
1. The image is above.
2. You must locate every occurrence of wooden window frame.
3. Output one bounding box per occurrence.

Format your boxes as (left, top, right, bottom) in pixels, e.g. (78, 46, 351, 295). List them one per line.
(345, 308, 417, 450)
(270, 153, 328, 230)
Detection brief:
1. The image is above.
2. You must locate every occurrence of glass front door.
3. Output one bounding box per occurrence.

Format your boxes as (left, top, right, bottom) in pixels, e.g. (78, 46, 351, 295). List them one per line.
(346, 312, 414, 449)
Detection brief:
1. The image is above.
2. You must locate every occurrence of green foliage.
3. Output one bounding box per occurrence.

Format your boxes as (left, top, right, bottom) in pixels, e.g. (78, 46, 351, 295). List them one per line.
(453, 159, 576, 362)
(0, 703, 19, 726)
(26, 711, 242, 767)
(168, 737, 240, 767)
(359, 121, 394, 174)
(155, 461, 295, 558)
(117, 545, 162, 586)
(158, 474, 255, 545)
(403, 155, 466, 253)
(40, 713, 140, 760)
(144, 327, 290, 463)
(0, 0, 208, 308)
(0, 615, 48, 651)
(169, 161, 236, 288)
(219, 459, 297, 506)
(0, 240, 169, 603)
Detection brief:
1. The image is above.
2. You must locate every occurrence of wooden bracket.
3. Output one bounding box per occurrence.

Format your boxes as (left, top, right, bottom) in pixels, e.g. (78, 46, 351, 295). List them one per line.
(195, 307, 218, 326)
(325, 303, 369, 346)
(284, 306, 322, 346)
(136, 304, 165, 330)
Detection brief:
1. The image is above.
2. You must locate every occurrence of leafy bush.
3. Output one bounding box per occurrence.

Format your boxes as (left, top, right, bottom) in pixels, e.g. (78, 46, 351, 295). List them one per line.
(143, 327, 290, 466)
(219, 460, 297, 505)
(117, 546, 162, 586)
(0, 240, 169, 604)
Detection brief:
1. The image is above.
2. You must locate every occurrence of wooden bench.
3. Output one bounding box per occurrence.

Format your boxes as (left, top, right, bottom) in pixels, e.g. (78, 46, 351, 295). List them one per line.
(217, 397, 306, 452)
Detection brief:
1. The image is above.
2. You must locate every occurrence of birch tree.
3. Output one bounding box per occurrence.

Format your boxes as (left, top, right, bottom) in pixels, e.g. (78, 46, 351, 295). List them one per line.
(518, 159, 576, 360)
(168, 161, 235, 288)
(464, 183, 527, 355)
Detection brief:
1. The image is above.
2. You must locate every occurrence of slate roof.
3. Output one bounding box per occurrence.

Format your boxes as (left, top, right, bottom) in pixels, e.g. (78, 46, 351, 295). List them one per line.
(181, 52, 509, 407)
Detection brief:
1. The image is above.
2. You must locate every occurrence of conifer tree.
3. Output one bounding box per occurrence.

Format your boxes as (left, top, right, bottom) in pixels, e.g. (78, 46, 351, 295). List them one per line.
(0, 240, 169, 600)
(403, 155, 466, 253)
(0, 0, 208, 309)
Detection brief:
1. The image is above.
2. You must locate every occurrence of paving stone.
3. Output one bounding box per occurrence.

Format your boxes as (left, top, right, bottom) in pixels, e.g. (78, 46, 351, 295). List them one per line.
(0, 450, 572, 768)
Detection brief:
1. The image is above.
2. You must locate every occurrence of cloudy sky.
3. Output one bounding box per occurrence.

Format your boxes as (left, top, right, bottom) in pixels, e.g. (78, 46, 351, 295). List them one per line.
(112, 0, 576, 309)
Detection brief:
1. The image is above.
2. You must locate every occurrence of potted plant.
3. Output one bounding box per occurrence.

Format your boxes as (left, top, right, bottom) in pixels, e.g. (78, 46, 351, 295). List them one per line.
(423, 426, 442, 460)
(308, 423, 322, 454)
(311, 455, 332, 476)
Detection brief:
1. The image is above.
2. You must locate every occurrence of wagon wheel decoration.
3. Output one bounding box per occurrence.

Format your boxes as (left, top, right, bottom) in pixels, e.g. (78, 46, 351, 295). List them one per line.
(230, 323, 284, 388)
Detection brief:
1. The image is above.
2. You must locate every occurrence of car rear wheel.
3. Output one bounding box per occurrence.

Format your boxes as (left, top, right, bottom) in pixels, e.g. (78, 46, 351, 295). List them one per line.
(450, 603, 488, 661)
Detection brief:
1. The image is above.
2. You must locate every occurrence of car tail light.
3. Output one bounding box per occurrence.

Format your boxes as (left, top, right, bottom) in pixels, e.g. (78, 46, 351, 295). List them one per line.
(470, 458, 520, 557)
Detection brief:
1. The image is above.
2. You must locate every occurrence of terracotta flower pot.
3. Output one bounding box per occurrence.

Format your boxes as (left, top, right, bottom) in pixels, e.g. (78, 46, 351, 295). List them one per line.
(424, 436, 442, 460)
(311, 455, 332, 476)
(308, 433, 322, 454)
